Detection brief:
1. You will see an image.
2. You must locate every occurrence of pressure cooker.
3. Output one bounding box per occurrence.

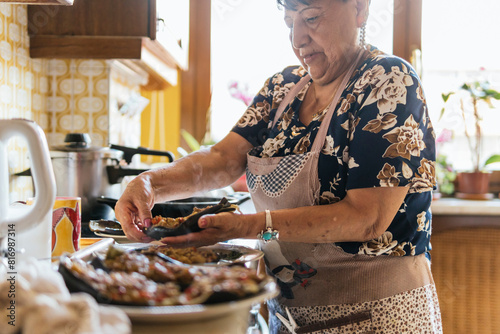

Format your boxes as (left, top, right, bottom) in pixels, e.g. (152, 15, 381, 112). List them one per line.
(18, 133, 174, 223)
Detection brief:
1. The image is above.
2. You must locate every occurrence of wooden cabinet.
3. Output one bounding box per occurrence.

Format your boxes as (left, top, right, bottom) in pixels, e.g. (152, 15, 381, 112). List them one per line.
(430, 199, 500, 333)
(2, 0, 73, 5)
(27, 0, 189, 87)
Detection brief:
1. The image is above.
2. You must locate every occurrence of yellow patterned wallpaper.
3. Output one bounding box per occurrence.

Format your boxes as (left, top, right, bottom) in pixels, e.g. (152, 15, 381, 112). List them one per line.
(45, 59, 110, 147)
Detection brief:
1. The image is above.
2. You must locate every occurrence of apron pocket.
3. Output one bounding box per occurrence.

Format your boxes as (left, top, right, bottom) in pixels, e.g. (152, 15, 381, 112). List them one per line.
(277, 308, 374, 334)
(298, 310, 373, 333)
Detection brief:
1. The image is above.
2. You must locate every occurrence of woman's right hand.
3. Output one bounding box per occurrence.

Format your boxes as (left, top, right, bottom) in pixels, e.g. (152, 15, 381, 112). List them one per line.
(115, 172, 156, 242)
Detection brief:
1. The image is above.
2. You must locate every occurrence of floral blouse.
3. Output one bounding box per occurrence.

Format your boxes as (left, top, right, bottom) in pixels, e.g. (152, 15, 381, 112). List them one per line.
(232, 46, 437, 258)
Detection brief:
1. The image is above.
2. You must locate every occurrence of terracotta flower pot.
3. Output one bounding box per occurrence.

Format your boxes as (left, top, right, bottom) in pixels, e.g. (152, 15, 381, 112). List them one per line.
(456, 171, 491, 194)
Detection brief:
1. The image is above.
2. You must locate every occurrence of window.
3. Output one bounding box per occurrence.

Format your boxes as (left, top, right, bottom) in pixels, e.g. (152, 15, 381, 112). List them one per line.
(421, 0, 500, 171)
(210, 0, 394, 141)
(210, 0, 500, 172)
(210, 0, 296, 141)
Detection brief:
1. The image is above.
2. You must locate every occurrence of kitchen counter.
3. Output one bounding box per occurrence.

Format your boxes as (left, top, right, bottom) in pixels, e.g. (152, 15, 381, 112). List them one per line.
(431, 197, 500, 216)
(431, 198, 500, 233)
(429, 198, 500, 333)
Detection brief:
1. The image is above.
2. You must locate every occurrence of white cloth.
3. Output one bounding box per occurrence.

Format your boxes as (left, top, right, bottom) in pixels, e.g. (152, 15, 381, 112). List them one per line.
(0, 258, 131, 334)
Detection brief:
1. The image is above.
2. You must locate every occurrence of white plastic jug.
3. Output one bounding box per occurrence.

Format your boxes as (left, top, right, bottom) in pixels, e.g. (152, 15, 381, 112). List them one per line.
(0, 119, 56, 262)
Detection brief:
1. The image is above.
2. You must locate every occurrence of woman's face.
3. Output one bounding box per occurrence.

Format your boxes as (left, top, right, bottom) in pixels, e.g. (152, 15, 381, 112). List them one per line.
(284, 0, 365, 85)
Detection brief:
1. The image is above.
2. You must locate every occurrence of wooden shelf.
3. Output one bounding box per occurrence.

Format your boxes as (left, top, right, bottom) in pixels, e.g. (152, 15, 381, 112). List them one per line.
(29, 36, 144, 59)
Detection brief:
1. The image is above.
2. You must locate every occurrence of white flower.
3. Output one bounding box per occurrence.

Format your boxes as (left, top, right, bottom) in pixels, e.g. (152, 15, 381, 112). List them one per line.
(416, 211, 430, 236)
(321, 135, 336, 156)
(273, 82, 295, 106)
(353, 64, 385, 94)
(363, 64, 414, 114)
(291, 67, 308, 77)
(348, 157, 359, 169)
(358, 231, 399, 256)
(261, 132, 286, 157)
(272, 74, 284, 85)
(317, 191, 340, 205)
(237, 107, 262, 127)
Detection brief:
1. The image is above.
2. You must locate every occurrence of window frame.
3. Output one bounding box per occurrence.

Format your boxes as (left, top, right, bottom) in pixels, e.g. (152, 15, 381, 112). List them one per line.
(393, 0, 422, 64)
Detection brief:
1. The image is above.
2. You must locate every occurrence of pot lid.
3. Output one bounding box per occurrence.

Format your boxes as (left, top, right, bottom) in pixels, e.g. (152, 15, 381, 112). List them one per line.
(50, 133, 123, 160)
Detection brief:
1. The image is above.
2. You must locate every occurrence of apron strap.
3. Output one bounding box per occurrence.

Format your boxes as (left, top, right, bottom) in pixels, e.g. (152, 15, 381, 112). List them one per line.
(311, 49, 366, 153)
(271, 74, 311, 128)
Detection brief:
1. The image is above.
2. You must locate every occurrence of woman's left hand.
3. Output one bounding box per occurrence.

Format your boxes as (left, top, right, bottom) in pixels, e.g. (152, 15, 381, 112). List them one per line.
(158, 212, 254, 247)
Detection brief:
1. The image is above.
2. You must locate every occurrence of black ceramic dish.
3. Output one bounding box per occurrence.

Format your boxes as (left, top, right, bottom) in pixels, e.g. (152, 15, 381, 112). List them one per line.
(59, 248, 268, 307)
(58, 257, 113, 304)
(96, 192, 250, 218)
(143, 197, 237, 240)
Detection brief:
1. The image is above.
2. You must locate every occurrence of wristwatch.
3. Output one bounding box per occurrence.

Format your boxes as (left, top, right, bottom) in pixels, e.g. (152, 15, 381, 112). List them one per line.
(257, 209, 279, 243)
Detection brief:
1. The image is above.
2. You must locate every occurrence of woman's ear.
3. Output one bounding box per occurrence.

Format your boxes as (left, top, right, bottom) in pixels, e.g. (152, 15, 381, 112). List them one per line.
(355, 0, 370, 27)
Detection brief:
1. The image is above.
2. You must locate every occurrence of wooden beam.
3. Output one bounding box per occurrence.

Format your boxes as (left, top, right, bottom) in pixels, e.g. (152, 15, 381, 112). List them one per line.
(393, 0, 422, 63)
(180, 0, 211, 147)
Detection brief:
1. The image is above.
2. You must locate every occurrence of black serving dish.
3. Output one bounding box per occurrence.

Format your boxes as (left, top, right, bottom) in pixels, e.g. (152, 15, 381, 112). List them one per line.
(97, 192, 250, 218)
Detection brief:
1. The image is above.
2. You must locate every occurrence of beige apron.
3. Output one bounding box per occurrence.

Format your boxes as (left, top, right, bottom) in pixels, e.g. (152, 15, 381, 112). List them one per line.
(246, 51, 441, 333)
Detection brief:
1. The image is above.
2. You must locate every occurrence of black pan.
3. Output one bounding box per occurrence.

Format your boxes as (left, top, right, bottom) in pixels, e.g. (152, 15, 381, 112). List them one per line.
(97, 192, 251, 218)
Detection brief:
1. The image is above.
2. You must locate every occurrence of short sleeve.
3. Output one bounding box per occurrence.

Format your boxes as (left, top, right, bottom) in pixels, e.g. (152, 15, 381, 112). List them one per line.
(346, 57, 436, 193)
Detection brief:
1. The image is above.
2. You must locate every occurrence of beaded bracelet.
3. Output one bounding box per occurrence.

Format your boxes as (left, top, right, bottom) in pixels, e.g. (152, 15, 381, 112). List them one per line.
(257, 209, 279, 243)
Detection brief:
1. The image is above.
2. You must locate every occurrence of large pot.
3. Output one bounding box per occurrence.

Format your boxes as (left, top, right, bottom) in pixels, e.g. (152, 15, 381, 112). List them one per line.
(97, 192, 251, 218)
(18, 133, 174, 223)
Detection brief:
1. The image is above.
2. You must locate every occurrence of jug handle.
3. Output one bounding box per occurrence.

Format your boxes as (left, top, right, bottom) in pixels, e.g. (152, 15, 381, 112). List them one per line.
(0, 119, 56, 234)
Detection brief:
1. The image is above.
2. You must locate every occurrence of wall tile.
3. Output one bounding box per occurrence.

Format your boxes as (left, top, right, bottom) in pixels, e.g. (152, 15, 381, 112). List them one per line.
(45, 59, 110, 147)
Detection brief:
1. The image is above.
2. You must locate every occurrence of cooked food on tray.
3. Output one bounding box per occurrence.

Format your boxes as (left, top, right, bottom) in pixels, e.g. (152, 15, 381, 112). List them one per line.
(60, 257, 182, 306)
(141, 245, 220, 264)
(150, 207, 206, 229)
(59, 245, 269, 306)
(103, 247, 195, 285)
(144, 197, 240, 239)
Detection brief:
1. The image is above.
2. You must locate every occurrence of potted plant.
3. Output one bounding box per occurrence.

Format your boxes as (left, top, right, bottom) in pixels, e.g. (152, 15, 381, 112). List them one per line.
(440, 80, 500, 198)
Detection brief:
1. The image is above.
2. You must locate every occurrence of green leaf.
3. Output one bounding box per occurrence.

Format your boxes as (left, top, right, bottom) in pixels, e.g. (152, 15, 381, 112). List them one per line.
(180, 129, 201, 152)
(439, 107, 446, 120)
(484, 89, 500, 100)
(484, 154, 500, 166)
(441, 92, 453, 102)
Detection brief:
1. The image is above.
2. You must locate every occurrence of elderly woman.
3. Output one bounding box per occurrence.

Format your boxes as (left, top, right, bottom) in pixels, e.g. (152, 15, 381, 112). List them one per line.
(116, 0, 442, 332)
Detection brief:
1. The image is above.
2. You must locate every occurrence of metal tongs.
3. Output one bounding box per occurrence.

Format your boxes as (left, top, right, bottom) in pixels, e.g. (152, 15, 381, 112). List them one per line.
(144, 197, 238, 240)
(276, 307, 372, 333)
